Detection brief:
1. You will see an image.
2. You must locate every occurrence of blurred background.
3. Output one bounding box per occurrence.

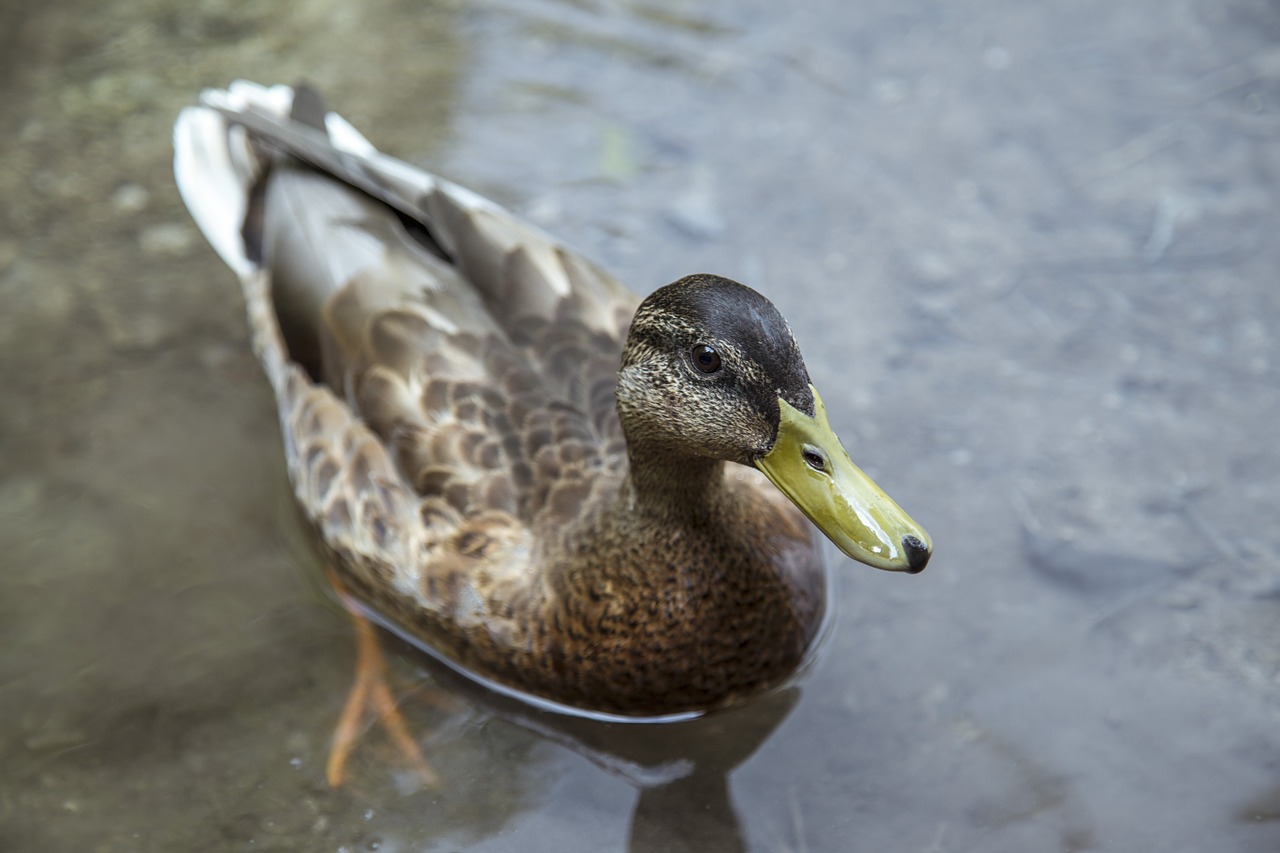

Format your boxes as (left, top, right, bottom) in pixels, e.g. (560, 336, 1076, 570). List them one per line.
(1, 0, 1278, 850)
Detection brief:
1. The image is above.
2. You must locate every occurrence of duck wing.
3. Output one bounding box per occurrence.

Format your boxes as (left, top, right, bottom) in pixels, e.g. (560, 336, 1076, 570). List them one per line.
(174, 81, 633, 634)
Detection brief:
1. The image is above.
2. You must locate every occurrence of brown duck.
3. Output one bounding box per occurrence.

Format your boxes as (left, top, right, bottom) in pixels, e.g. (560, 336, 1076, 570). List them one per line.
(173, 81, 930, 720)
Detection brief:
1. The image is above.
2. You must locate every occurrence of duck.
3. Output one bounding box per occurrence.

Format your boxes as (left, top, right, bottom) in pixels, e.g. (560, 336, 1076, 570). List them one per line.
(173, 81, 930, 721)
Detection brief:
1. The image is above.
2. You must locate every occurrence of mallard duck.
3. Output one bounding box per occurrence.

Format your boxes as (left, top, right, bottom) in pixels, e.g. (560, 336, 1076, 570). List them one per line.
(173, 81, 930, 719)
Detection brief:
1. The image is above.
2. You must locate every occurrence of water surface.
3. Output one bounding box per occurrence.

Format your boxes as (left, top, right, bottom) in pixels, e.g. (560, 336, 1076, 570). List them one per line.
(2, 0, 1278, 850)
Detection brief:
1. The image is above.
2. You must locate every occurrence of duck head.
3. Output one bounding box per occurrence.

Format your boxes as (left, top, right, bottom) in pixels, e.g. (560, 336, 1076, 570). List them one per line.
(616, 274, 931, 573)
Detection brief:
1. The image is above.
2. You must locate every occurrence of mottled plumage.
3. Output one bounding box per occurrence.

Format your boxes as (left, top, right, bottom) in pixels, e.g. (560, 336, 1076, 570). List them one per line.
(174, 82, 929, 717)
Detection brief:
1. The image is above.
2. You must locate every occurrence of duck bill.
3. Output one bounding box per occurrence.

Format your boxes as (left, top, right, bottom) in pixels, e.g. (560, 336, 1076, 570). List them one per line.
(756, 387, 931, 573)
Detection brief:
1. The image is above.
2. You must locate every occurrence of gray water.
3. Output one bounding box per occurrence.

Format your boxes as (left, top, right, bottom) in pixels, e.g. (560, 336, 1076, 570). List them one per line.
(2, 1, 1278, 850)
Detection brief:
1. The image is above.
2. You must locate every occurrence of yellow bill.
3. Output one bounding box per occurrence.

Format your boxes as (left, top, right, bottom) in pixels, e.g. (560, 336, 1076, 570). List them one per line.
(756, 387, 931, 573)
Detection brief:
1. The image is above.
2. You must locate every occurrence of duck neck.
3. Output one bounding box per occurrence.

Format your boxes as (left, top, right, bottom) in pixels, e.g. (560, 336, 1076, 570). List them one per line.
(620, 442, 729, 525)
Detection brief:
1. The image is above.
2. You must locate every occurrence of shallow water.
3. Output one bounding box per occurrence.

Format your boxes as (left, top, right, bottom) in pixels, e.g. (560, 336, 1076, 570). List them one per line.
(3, 0, 1279, 850)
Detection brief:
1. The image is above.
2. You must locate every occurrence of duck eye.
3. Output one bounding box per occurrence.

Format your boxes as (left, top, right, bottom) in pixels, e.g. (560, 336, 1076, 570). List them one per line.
(691, 343, 722, 374)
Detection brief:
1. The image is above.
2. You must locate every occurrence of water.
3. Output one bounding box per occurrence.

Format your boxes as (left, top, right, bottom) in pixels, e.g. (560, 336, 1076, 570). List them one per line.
(3, 0, 1279, 850)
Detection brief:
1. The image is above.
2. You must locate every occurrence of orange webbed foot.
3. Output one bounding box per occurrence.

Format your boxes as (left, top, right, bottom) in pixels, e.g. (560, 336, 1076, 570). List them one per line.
(325, 570, 440, 790)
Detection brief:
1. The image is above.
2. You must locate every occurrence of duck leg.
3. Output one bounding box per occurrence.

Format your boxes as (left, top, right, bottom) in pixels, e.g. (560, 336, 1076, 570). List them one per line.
(325, 569, 440, 789)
